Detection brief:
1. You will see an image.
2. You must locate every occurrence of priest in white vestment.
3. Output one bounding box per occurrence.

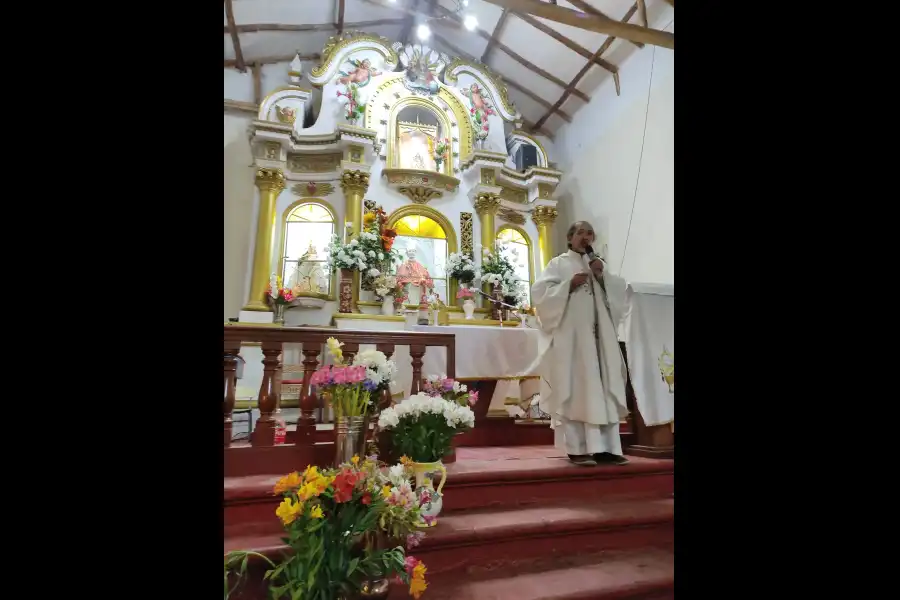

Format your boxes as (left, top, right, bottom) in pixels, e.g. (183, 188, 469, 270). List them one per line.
(531, 221, 630, 466)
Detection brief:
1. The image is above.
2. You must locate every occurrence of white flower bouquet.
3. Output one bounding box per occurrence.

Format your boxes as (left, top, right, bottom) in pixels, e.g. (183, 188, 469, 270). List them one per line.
(447, 252, 477, 286)
(377, 393, 475, 463)
(351, 348, 398, 395)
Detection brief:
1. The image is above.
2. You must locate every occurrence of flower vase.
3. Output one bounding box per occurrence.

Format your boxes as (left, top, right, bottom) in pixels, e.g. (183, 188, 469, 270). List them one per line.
(339, 269, 353, 313)
(410, 460, 447, 527)
(381, 294, 394, 316)
(334, 415, 365, 467)
(490, 284, 502, 321)
(462, 299, 476, 320)
(273, 303, 286, 325)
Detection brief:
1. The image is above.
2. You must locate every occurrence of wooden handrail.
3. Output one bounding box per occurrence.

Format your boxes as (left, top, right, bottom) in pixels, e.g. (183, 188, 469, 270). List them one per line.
(223, 325, 456, 454)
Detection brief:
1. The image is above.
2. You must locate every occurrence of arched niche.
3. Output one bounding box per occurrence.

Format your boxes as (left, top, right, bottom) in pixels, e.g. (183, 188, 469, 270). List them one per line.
(278, 198, 339, 300)
(364, 74, 475, 162)
(507, 130, 549, 168)
(389, 96, 453, 176)
(496, 225, 534, 304)
(386, 204, 459, 305)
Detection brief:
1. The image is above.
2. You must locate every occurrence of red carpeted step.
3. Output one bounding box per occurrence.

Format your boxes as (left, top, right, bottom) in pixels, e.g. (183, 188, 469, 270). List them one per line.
(404, 548, 674, 600)
(225, 498, 673, 575)
(225, 447, 674, 535)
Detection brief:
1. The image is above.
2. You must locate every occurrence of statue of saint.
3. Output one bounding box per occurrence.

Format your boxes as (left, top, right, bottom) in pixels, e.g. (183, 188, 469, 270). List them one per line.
(289, 242, 327, 294)
(397, 246, 433, 305)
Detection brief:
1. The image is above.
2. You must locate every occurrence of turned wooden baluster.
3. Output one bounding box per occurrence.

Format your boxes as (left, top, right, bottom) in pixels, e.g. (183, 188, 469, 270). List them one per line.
(298, 343, 320, 444)
(409, 344, 425, 395)
(375, 343, 396, 410)
(341, 342, 359, 364)
(251, 342, 281, 447)
(224, 345, 240, 447)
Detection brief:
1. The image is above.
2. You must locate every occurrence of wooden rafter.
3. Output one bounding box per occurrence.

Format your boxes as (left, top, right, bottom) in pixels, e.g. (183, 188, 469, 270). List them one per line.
(224, 53, 321, 69)
(481, 9, 510, 62)
(566, 0, 642, 48)
(426, 2, 590, 103)
(636, 0, 648, 28)
(531, 3, 639, 132)
(252, 63, 262, 105)
(224, 0, 245, 72)
(399, 0, 420, 45)
(512, 11, 617, 74)
(226, 19, 405, 34)
(337, 0, 346, 34)
(430, 32, 572, 124)
(480, 0, 674, 49)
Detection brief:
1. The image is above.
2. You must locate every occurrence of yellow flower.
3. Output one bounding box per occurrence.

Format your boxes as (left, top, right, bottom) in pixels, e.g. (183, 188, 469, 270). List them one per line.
(363, 212, 376, 225)
(303, 465, 319, 482)
(400, 455, 412, 466)
(325, 337, 344, 362)
(297, 482, 319, 501)
(382, 485, 392, 499)
(275, 498, 303, 525)
(273, 472, 302, 495)
(409, 566, 428, 599)
(314, 475, 334, 493)
(309, 505, 324, 519)
(351, 455, 360, 465)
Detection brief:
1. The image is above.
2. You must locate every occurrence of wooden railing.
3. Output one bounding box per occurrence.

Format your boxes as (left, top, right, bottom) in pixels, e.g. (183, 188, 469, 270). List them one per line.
(223, 326, 455, 472)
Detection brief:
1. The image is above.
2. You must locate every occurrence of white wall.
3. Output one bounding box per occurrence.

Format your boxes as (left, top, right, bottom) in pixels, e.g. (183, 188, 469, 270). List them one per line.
(553, 15, 674, 285)
(224, 112, 256, 320)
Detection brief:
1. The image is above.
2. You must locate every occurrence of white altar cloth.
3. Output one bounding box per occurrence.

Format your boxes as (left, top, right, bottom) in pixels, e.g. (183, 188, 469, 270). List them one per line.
(623, 283, 674, 427)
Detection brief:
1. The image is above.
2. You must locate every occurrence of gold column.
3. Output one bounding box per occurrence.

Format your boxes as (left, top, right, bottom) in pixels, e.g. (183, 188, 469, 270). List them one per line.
(243, 168, 286, 312)
(532, 206, 559, 268)
(340, 169, 371, 310)
(474, 192, 501, 309)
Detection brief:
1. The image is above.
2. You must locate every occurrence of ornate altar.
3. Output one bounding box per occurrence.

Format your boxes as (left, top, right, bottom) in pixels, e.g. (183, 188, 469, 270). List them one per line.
(236, 32, 565, 328)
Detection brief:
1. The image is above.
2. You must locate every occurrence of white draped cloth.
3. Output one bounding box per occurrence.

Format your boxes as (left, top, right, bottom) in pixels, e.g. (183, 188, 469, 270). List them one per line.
(624, 283, 674, 427)
(530, 250, 630, 456)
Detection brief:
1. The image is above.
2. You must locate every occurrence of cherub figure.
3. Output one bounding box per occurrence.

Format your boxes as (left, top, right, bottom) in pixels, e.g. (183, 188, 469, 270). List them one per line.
(336, 58, 381, 87)
(461, 83, 496, 141)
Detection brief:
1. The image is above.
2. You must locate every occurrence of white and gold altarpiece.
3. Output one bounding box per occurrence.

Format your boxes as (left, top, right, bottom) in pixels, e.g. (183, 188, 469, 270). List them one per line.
(232, 32, 569, 411)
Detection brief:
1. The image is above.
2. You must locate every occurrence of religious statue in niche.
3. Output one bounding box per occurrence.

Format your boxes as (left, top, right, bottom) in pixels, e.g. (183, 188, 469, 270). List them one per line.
(396, 245, 434, 305)
(460, 83, 496, 147)
(289, 242, 328, 295)
(335, 58, 381, 125)
(399, 44, 447, 96)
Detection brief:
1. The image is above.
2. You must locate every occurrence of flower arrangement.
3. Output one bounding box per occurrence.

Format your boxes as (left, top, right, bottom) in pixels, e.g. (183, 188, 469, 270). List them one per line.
(429, 137, 451, 170)
(422, 374, 479, 408)
(266, 274, 301, 305)
(373, 273, 399, 299)
(378, 393, 476, 463)
(351, 347, 398, 395)
(447, 251, 477, 286)
(225, 457, 428, 600)
(456, 287, 475, 300)
(478, 243, 526, 303)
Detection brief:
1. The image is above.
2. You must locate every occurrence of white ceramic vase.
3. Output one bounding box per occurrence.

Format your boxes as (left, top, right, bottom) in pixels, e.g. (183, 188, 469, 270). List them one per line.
(462, 299, 476, 320)
(381, 295, 394, 316)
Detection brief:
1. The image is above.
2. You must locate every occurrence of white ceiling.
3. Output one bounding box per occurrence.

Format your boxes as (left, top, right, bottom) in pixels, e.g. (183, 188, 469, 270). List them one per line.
(224, 0, 673, 136)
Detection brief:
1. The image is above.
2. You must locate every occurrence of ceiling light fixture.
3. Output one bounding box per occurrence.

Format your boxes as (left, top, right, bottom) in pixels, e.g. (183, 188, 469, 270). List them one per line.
(417, 24, 431, 40)
(464, 15, 478, 31)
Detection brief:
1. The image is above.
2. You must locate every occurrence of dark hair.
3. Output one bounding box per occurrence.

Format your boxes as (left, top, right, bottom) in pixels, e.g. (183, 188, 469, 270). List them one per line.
(566, 221, 593, 249)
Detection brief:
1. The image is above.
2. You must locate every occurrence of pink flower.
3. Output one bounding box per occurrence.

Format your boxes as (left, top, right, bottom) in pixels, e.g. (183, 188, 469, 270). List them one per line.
(468, 391, 479, 406)
(441, 378, 454, 392)
(405, 556, 421, 576)
(422, 515, 436, 526)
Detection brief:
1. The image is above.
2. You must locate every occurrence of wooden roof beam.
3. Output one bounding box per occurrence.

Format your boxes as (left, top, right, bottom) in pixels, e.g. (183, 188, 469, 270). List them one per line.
(480, 0, 674, 49)
(513, 11, 617, 74)
(530, 3, 639, 132)
(426, 3, 590, 103)
(224, 53, 321, 69)
(566, 0, 642, 48)
(225, 19, 406, 34)
(482, 9, 510, 62)
(224, 0, 245, 72)
(336, 0, 346, 34)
